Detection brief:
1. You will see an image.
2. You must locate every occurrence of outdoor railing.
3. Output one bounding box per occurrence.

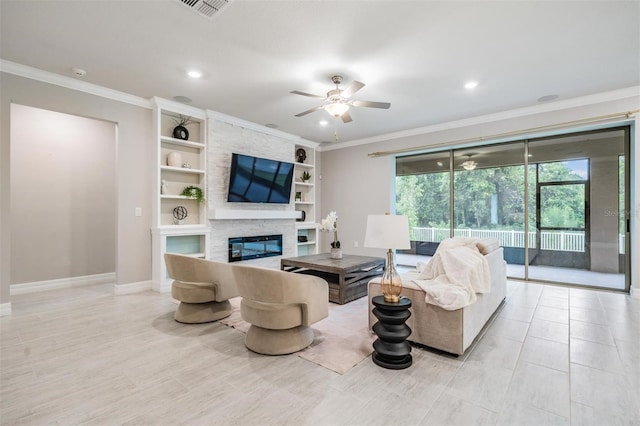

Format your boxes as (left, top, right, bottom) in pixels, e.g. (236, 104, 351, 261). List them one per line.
(411, 227, 586, 252)
(411, 227, 626, 254)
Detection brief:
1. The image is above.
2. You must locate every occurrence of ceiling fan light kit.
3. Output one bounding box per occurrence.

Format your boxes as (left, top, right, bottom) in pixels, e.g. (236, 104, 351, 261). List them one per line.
(291, 75, 390, 123)
(324, 102, 350, 117)
(462, 155, 477, 171)
(462, 160, 477, 171)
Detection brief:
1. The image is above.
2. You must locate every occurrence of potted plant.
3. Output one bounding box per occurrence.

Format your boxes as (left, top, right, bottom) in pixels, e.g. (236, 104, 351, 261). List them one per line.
(180, 185, 205, 203)
(173, 115, 194, 140)
(301, 171, 312, 182)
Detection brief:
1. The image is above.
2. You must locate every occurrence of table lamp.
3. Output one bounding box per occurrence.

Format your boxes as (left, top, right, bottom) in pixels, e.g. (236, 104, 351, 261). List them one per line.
(363, 214, 411, 303)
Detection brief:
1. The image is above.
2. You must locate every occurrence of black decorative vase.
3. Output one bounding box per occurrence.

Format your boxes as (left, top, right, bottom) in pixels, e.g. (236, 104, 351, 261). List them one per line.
(173, 125, 189, 140)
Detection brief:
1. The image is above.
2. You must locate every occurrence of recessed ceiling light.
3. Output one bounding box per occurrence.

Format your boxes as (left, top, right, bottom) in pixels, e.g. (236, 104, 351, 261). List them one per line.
(173, 95, 192, 103)
(71, 67, 86, 77)
(319, 120, 328, 127)
(187, 70, 202, 78)
(265, 123, 278, 129)
(464, 81, 478, 90)
(537, 94, 559, 102)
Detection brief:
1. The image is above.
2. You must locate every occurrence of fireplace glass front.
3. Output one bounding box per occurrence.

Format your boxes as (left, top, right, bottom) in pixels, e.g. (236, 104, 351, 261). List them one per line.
(228, 234, 283, 262)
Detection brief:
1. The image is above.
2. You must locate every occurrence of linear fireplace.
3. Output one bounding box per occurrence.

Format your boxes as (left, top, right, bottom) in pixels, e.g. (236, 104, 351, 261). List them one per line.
(228, 234, 283, 262)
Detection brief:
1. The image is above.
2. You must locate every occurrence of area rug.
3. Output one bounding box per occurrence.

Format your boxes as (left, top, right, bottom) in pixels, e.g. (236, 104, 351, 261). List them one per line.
(220, 296, 376, 374)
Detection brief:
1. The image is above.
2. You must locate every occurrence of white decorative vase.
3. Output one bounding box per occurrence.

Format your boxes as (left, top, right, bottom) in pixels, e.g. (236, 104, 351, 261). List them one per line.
(330, 248, 343, 259)
(167, 152, 182, 167)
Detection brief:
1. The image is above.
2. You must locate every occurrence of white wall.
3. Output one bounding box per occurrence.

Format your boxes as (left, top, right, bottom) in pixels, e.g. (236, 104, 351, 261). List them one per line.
(10, 104, 116, 284)
(320, 94, 640, 294)
(0, 72, 153, 307)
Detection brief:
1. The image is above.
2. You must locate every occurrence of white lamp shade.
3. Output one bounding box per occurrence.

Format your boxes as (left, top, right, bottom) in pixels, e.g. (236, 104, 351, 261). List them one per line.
(363, 214, 411, 249)
(324, 102, 349, 117)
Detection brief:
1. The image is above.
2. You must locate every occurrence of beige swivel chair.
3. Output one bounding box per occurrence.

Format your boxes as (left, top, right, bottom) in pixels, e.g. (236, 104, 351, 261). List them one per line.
(232, 264, 329, 355)
(164, 253, 238, 324)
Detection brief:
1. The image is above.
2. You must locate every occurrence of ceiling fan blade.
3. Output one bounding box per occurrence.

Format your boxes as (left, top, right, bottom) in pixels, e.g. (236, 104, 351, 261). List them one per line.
(341, 111, 353, 123)
(351, 100, 391, 109)
(290, 90, 325, 99)
(341, 80, 365, 98)
(294, 106, 323, 117)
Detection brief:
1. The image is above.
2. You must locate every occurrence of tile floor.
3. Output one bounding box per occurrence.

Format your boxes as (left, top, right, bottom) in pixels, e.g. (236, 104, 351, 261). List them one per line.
(1, 281, 638, 425)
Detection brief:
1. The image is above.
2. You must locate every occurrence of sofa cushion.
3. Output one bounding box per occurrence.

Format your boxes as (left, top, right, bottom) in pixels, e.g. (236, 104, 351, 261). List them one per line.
(476, 238, 500, 255)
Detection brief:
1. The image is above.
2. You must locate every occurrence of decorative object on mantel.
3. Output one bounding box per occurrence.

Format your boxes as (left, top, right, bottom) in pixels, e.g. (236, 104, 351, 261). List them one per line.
(182, 162, 191, 169)
(295, 191, 302, 202)
(301, 171, 312, 183)
(161, 179, 168, 195)
(296, 147, 307, 163)
(173, 206, 188, 225)
(167, 151, 182, 167)
(180, 185, 205, 203)
(363, 213, 411, 303)
(172, 114, 193, 140)
(320, 211, 342, 259)
(296, 210, 306, 222)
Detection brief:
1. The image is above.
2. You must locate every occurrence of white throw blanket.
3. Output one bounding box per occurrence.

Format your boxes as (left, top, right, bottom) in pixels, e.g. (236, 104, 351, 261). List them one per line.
(413, 237, 491, 310)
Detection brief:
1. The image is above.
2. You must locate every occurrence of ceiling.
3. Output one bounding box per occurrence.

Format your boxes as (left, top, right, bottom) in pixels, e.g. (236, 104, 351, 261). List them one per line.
(1, 0, 639, 146)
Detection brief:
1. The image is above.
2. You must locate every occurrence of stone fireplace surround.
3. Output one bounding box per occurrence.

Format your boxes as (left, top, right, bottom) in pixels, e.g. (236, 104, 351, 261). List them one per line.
(207, 118, 302, 269)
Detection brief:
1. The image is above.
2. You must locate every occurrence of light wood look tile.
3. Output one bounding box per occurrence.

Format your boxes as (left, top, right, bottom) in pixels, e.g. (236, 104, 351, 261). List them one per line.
(1, 281, 639, 425)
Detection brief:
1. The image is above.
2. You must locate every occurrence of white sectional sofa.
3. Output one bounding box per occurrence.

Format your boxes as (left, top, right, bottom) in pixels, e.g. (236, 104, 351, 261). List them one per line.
(368, 241, 507, 355)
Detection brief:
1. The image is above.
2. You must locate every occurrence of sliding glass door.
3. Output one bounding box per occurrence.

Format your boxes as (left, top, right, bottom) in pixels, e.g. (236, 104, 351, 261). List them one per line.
(395, 126, 630, 291)
(396, 151, 452, 258)
(527, 129, 627, 290)
(453, 143, 527, 279)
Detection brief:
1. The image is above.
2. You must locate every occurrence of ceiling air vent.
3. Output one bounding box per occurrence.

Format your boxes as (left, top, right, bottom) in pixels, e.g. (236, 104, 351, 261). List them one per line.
(178, 0, 232, 19)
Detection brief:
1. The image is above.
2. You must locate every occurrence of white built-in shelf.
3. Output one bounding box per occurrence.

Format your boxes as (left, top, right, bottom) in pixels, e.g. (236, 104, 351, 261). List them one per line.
(154, 224, 210, 233)
(295, 162, 314, 169)
(295, 201, 314, 205)
(160, 136, 205, 149)
(297, 241, 316, 246)
(180, 252, 206, 258)
(160, 195, 195, 200)
(296, 222, 318, 230)
(295, 181, 313, 187)
(160, 165, 205, 174)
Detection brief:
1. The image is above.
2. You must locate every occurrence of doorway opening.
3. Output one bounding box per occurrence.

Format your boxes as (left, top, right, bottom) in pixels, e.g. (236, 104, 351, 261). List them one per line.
(10, 104, 117, 290)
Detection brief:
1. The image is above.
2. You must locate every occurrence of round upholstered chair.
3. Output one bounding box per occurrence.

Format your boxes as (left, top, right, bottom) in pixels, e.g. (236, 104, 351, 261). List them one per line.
(232, 264, 329, 355)
(164, 253, 238, 324)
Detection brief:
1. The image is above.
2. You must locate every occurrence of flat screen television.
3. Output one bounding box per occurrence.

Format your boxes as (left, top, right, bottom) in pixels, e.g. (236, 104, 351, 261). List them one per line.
(227, 153, 294, 204)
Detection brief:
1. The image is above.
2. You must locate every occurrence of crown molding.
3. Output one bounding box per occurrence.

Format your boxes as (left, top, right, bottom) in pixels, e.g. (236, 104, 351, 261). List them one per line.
(151, 96, 208, 119)
(206, 109, 318, 148)
(0, 59, 152, 109)
(320, 86, 640, 152)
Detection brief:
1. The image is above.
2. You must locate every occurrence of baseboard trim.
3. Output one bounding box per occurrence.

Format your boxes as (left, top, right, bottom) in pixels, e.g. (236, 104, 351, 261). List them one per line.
(113, 280, 152, 295)
(0, 302, 12, 317)
(151, 280, 172, 294)
(10, 272, 116, 295)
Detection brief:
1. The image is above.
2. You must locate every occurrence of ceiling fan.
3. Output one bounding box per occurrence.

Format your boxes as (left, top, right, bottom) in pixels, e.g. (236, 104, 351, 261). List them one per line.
(291, 75, 390, 123)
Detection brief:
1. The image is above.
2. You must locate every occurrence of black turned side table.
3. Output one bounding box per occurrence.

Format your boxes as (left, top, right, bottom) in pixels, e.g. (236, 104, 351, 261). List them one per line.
(371, 295, 412, 370)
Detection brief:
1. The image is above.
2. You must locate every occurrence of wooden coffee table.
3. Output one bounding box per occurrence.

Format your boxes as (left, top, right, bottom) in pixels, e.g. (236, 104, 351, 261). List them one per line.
(281, 253, 385, 304)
